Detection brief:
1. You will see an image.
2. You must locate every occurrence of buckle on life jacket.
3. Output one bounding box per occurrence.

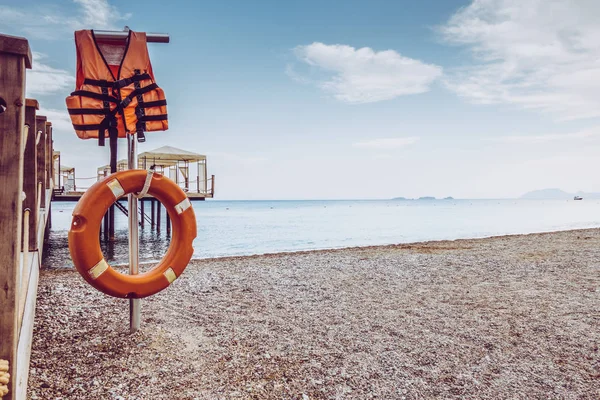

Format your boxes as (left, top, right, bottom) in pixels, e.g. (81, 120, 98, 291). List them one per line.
(121, 97, 132, 108)
(114, 77, 132, 89)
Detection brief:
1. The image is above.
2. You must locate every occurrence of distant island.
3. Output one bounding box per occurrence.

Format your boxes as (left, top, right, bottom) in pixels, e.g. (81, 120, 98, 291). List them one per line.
(392, 196, 455, 201)
(520, 188, 600, 200)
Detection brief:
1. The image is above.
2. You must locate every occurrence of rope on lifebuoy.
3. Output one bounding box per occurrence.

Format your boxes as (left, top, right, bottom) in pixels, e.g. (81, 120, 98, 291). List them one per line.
(0, 359, 9, 398)
(133, 167, 154, 198)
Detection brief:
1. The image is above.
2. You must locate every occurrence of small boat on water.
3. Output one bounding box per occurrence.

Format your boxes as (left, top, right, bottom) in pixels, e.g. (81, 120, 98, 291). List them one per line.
(574, 196, 583, 200)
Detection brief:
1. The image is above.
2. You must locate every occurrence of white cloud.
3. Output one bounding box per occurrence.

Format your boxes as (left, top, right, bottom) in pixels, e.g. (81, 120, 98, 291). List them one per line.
(70, 0, 131, 30)
(292, 42, 442, 103)
(26, 53, 75, 96)
(353, 137, 419, 149)
(487, 127, 600, 144)
(0, 0, 130, 39)
(439, 0, 600, 120)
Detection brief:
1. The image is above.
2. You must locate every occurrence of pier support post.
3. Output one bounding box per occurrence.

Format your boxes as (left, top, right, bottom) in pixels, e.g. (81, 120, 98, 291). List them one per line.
(151, 199, 155, 228)
(23, 99, 38, 251)
(140, 199, 144, 228)
(156, 200, 161, 233)
(166, 211, 171, 235)
(0, 33, 32, 400)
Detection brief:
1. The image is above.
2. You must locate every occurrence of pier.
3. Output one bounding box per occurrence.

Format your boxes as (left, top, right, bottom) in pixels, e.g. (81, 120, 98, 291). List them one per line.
(52, 145, 215, 241)
(0, 34, 55, 400)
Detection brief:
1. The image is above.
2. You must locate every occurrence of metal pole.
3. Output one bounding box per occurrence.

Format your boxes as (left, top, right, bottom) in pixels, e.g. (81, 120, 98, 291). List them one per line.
(93, 29, 170, 43)
(127, 134, 140, 333)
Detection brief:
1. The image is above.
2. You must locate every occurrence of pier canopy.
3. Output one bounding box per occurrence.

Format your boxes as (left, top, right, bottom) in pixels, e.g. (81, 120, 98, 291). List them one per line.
(138, 145, 206, 165)
(97, 146, 211, 195)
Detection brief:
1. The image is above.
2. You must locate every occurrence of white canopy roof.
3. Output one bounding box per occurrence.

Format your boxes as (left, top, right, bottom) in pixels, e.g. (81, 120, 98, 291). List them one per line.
(97, 146, 206, 173)
(138, 146, 206, 162)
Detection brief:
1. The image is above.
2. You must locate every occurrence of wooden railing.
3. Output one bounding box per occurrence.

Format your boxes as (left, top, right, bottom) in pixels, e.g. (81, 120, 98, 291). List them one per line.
(0, 33, 55, 400)
(192, 174, 215, 196)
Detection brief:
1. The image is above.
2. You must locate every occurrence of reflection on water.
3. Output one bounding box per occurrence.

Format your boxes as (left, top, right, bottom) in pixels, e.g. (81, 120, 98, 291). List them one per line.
(43, 206, 171, 269)
(44, 198, 600, 269)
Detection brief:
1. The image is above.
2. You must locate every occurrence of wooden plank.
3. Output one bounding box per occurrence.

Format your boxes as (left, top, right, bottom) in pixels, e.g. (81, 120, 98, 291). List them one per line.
(17, 212, 30, 335)
(15, 252, 38, 400)
(35, 116, 47, 206)
(23, 100, 38, 251)
(0, 34, 31, 69)
(0, 49, 28, 400)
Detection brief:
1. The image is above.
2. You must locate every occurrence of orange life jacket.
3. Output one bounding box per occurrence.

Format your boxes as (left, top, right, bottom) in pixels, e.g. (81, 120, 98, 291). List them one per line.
(65, 29, 168, 145)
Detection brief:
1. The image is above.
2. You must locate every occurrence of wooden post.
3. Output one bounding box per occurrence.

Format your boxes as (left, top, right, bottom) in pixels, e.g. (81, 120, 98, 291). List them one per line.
(45, 122, 52, 189)
(166, 211, 171, 235)
(211, 174, 215, 197)
(103, 211, 108, 241)
(140, 199, 144, 228)
(35, 115, 47, 206)
(151, 198, 155, 228)
(156, 200, 161, 232)
(0, 33, 32, 400)
(23, 99, 38, 251)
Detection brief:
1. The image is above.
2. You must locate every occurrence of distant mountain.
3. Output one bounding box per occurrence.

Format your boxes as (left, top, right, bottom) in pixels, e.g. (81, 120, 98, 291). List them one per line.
(392, 197, 407, 200)
(418, 196, 436, 200)
(521, 188, 600, 199)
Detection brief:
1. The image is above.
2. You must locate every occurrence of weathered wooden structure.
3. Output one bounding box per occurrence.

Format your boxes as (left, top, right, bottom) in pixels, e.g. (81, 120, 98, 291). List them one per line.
(0, 34, 55, 400)
(54, 146, 214, 202)
(54, 146, 215, 240)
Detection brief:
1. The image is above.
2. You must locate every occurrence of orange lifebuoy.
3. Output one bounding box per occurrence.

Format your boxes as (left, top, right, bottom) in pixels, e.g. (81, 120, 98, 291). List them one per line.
(68, 170, 196, 298)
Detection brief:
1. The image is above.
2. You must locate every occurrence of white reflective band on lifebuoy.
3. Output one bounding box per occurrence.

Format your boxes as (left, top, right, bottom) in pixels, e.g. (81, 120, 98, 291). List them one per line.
(88, 259, 109, 280)
(174, 198, 191, 215)
(106, 179, 125, 199)
(164, 267, 177, 284)
(134, 169, 154, 199)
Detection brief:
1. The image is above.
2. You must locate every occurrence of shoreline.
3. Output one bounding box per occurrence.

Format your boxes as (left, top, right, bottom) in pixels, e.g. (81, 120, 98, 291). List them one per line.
(44, 226, 600, 269)
(30, 228, 600, 398)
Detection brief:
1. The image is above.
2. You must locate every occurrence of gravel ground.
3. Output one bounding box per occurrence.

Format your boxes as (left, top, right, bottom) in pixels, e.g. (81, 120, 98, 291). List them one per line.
(28, 229, 599, 399)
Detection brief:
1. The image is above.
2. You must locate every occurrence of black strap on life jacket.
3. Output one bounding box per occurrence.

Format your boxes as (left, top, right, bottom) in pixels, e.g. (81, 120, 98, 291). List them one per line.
(99, 85, 112, 146)
(133, 70, 146, 143)
(70, 90, 119, 103)
(83, 73, 151, 89)
(68, 75, 168, 146)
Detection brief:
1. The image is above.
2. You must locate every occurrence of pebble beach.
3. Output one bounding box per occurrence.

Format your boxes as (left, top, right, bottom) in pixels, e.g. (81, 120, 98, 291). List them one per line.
(28, 229, 599, 399)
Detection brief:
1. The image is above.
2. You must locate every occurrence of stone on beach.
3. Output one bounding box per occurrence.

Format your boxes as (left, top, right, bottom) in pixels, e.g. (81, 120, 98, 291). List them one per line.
(29, 229, 600, 399)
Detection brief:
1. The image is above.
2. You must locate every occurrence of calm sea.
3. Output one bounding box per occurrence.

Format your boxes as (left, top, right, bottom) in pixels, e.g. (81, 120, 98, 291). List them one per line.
(43, 199, 600, 268)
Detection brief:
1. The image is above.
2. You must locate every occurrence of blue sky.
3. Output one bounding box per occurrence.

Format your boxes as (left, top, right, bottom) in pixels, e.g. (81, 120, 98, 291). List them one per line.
(2, 0, 600, 199)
